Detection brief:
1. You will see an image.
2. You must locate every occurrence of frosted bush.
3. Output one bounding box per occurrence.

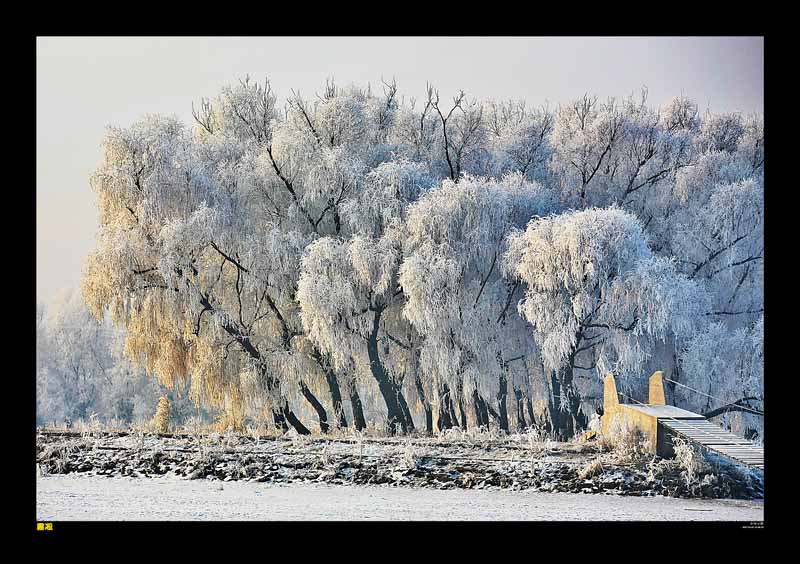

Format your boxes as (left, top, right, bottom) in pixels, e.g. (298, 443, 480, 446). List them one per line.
(672, 436, 711, 489)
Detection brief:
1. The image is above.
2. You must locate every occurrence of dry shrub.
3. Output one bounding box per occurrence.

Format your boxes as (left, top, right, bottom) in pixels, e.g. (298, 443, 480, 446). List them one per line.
(599, 417, 650, 463)
(364, 419, 385, 438)
(402, 440, 419, 469)
(289, 431, 312, 449)
(182, 415, 205, 438)
(439, 427, 465, 442)
(212, 410, 245, 434)
(128, 428, 147, 453)
(318, 443, 332, 467)
(519, 425, 552, 457)
(349, 430, 366, 462)
(672, 436, 711, 489)
(577, 457, 605, 480)
(566, 432, 599, 454)
(465, 426, 502, 444)
(245, 422, 270, 444)
(72, 418, 89, 434)
(104, 417, 129, 432)
(152, 396, 171, 434)
(74, 413, 101, 437)
(220, 426, 241, 452)
(646, 456, 677, 483)
(40, 441, 79, 474)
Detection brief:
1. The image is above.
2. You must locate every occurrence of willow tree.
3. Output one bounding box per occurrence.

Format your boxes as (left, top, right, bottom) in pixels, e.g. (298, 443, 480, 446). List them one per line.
(503, 207, 708, 438)
(298, 161, 433, 434)
(669, 129, 764, 321)
(650, 112, 764, 410)
(549, 91, 697, 216)
(81, 112, 310, 433)
(483, 100, 555, 183)
(400, 173, 557, 432)
(549, 94, 626, 206)
(678, 316, 763, 440)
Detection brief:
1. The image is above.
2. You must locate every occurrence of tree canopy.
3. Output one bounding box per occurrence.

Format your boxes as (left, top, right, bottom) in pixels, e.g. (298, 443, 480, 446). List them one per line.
(78, 77, 764, 440)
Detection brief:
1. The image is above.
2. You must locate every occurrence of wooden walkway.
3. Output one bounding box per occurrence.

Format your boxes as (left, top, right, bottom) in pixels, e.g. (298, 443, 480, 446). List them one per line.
(660, 419, 764, 470)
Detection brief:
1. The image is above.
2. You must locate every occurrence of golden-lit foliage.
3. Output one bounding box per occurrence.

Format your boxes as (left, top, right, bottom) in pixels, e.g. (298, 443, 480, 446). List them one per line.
(213, 385, 246, 433)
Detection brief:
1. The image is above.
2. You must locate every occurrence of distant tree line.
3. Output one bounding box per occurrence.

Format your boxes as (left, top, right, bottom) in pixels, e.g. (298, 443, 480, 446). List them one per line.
(36, 290, 205, 428)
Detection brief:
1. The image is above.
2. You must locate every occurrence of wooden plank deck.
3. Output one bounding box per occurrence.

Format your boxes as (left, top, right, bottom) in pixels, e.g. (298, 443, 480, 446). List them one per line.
(660, 419, 764, 470)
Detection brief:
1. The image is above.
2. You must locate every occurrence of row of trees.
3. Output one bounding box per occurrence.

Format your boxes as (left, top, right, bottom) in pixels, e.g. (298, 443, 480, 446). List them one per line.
(80, 77, 763, 439)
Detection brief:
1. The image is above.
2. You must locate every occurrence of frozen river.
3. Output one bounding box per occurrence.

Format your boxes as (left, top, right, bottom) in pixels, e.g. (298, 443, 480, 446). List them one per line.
(36, 475, 764, 521)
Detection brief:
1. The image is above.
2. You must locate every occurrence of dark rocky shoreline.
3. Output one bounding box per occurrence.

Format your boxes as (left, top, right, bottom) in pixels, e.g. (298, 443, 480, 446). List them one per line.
(36, 431, 763, 500)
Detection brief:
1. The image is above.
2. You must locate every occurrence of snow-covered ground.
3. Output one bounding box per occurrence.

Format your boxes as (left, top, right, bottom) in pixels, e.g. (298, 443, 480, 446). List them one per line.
(37, 475, 763, 521)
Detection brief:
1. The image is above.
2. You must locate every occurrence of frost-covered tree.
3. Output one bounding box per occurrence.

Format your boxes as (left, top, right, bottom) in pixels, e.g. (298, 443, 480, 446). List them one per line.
(503, 207, 708, 437)
(400, 173, 557, 432)
(40, 289, 108, 422)
(430, 89, 488, 181)
(484, 100, 554, 182)
(666, 117, 764, 327)
(550, 91, 696, 214)
(678, 316, 763, 441)
(81, 106, 317, 433)
(298, 161, 434, 434)
(613, 92, 695, 210)
(696, 112, 746, 154)
(550, 94, 626, 206)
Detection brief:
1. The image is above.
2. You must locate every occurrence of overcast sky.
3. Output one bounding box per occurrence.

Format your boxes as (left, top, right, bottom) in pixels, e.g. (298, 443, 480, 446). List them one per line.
(36, 36, 764, 304)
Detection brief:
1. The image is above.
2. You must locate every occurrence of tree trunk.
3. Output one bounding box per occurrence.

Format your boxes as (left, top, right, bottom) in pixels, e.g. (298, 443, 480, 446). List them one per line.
(548, 371, 567, 440)
(348, 384, 367, 431)
(299, 380, 329, 434)
(411, 343, 432, 434)
(282, 403, 311, 435)
(437, 383, 454, 432)
(473, 389, 489, 428)
(563, 363, 587, 434)
(703, 399, 763, 419)
(323, 367, 348, 429)
(472, 390, 486, 428)
(366, 306, 412, 434)
(551, 362, 587, 440)
(396, 382, 416, 433)
(254, 360, 306, 435)
(525, 396, 536, 428)
(514, 387, 527, 431)
(446, 386, 461, 429)
(272, 401, 310, 435)
(202, 292, 310, 436)
(497, 367, 509, 433)
(272, 407, 288, 432)
(668, 351, 680, 406)
(310, 348, 348, 429)
(457, 393, 468, 430)
(414, 370, 433, 435)
(189, 287, 317, 436)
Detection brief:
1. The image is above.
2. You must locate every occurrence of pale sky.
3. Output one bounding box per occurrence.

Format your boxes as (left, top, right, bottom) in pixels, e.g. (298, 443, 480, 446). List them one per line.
(36, 36, 764, 303)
